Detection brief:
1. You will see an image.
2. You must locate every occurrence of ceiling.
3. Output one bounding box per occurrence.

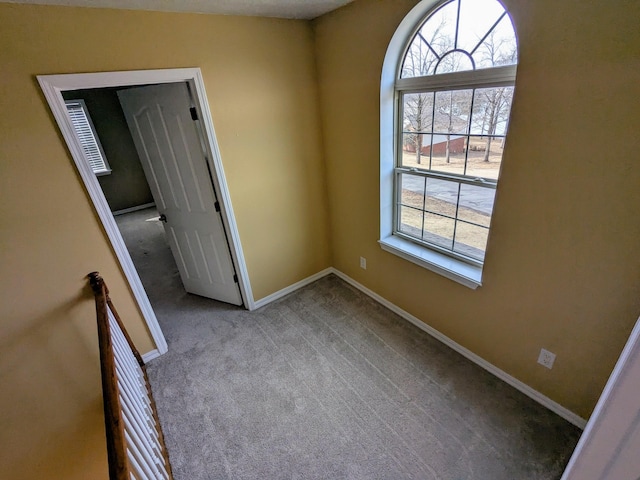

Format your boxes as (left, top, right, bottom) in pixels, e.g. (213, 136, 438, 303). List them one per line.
(3, 0, 355, 19)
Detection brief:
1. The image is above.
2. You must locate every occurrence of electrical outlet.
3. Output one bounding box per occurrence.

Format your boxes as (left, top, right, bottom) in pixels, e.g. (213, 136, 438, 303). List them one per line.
(360, 256, 367, 269)
(537, 348, 556, 369)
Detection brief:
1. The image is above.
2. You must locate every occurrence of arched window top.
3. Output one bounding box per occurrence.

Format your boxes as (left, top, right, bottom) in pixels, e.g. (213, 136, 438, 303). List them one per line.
(401, 0, 517, 79)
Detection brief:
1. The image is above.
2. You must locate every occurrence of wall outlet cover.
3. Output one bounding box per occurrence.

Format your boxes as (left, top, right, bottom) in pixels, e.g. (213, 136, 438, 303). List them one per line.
(537, 348, 556, 369)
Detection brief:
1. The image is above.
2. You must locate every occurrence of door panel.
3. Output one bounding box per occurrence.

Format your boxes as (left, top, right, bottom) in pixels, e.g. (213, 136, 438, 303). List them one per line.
(118, 83, 242, 305)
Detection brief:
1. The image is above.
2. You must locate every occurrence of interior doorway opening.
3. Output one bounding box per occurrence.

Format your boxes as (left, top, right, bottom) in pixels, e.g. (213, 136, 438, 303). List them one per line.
(38, 69, 256, 359)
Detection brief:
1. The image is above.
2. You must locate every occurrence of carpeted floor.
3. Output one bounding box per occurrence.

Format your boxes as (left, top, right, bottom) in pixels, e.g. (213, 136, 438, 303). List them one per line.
(117, 208, 581, 480)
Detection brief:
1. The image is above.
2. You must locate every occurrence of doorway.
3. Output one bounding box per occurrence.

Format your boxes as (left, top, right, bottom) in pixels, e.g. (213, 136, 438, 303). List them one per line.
(38, 69, 256, 358)
(63, 80, 244, 305)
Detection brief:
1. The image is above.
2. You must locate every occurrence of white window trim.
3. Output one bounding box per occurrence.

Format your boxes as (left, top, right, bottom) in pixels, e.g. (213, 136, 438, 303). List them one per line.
(396, 64, 516, 92)
(380, 0, 516, 289)
(379, 235, 483, 288)
(65, 98, 112, 176)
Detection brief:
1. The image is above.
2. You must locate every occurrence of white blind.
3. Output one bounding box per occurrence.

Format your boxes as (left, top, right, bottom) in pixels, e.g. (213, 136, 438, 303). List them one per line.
(65, 100, 110, 174)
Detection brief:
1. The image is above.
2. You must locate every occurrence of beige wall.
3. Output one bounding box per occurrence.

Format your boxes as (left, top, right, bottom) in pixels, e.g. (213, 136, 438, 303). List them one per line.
(313, 0, 640, 419)
(0, 3, 329, 479)
(3, 0, 640, 477)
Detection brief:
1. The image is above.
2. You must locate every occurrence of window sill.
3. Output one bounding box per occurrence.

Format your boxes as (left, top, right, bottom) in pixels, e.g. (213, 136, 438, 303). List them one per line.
(379, 235, 482, 289)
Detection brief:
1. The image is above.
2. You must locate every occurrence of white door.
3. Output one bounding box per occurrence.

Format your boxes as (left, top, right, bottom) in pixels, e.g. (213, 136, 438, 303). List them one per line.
(118, 82, 242, 305)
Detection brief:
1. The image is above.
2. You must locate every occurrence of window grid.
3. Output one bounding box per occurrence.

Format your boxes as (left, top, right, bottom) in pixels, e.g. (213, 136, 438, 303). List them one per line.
(394, 79, 514, 264)
(400, 1, 516, 80)
(400, 202, 490, 231)
(395, 172, 495, 263)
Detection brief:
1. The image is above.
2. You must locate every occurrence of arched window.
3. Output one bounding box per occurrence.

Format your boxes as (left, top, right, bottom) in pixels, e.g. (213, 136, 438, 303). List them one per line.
(380, 0, 517, 288)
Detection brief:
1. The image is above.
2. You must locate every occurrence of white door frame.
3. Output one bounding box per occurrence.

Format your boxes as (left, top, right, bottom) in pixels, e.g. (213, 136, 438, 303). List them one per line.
(38, 68, 256, 358)
(560, 314, 640, 479)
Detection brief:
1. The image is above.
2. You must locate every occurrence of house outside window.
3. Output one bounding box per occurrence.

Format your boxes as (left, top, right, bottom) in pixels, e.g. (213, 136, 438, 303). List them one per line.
(380, 0, 518, 288)
(65, 99, 111, 176)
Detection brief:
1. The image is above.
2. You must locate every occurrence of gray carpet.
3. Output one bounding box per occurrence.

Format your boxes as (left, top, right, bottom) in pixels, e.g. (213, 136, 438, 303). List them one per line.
(116, 208, 581, 479)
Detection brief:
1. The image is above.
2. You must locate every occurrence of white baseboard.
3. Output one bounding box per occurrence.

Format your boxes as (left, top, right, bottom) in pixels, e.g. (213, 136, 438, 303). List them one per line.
(330, 268, 588, 430)
(142, 349, 161, 363)
(252, 267, 334, 310)
(112, 202, 156, 216)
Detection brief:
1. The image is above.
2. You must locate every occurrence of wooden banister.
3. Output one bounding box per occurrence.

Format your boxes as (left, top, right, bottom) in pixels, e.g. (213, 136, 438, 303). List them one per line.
(89, 272, 173, 480)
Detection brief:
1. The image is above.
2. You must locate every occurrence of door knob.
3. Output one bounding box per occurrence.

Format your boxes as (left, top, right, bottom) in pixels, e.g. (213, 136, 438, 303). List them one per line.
(159, 214, 167, 223)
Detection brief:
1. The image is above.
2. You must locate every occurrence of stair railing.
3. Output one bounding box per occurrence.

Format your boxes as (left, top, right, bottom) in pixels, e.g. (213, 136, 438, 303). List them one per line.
(89, 272, 173, 480)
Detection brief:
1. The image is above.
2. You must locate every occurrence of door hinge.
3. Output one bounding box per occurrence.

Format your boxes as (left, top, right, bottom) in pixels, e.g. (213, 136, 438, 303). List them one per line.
(214, 201, 220, 212)
(233, 274, 239, 283)
(189, 107, 198, 121)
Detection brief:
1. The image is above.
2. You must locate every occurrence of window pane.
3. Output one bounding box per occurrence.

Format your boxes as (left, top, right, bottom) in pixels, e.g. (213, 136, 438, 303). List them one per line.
(453, 222, 489, 260)
(434, 90, 472, 135)
(403, 92, 434, 132)
(425, 177, 459, 218)
(399, 205, 424, 238)
(399, 174, 426, 209)
(471, 15, 518, 69)
(434, 51, 474, 74)
(401, 39, 439, 78)
(400, 133, 433, 168)
(456, 0, 505, 53)
(470, 87, 514, 136)
(423, 212, 454, 249)
(419, 1, 457, 59)
(465, 135, 504, 179)
(458, 184, 495, 227)
(429, 135, 467, 176)
(431, 89, 472, 174)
